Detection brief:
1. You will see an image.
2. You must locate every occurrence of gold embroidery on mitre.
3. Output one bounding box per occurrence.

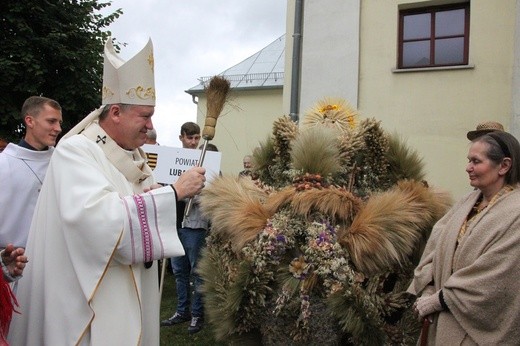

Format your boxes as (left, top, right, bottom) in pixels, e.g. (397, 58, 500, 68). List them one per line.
(126, 86, 156, 100)
(102, 86, 115, 100)
(148, 52, 154, 73)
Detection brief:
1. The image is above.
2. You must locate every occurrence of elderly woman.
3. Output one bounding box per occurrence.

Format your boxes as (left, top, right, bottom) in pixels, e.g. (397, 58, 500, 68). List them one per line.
(408, 131, 520, 345)
(1, 244, 27, 345)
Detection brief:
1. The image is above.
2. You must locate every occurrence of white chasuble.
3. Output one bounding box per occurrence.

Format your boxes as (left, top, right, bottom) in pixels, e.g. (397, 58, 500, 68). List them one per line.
(9, 122, 184, 345)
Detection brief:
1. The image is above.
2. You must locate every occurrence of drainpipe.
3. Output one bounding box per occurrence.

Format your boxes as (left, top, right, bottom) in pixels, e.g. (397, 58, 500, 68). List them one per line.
(289, 0, 303, 123)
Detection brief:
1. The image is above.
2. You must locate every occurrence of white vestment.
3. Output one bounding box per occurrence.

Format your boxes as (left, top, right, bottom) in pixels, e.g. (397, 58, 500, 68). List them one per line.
(8, 122, 184, 345)
(0, 143, 54, 247)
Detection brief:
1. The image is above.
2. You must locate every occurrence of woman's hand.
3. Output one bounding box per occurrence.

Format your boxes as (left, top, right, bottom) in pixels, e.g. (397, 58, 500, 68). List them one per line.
(1, 244, 28, 278)
(414, 290, 443, 321)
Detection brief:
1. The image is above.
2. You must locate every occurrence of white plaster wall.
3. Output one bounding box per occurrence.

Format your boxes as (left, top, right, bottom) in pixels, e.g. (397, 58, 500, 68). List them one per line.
(283, 0, 360, 117)
(358, 0, 517, 199)
(300, 0, 360, 114)
(285, 0, 518, 199)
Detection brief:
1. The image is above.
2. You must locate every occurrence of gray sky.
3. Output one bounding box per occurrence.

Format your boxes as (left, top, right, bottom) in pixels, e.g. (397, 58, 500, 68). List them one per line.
(103, 0, 287, 146)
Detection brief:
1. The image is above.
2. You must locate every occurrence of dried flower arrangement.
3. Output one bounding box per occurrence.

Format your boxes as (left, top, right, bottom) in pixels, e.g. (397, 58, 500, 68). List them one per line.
(198, 98, 452, 345)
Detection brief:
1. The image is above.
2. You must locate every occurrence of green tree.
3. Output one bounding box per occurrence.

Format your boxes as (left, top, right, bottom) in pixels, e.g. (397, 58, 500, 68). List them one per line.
(0, 1, 122, 141)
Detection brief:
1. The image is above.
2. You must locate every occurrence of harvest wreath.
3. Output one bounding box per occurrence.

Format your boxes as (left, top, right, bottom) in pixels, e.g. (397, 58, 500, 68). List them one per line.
(198, 98, 452, 345)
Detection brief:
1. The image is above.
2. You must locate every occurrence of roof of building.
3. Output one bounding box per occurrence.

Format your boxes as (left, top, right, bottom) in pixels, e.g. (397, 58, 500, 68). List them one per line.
(186, 34, 285, 94)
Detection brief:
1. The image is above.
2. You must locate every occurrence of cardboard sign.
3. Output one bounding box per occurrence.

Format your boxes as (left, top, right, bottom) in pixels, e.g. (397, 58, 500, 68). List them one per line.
(142, 144, 221, 184)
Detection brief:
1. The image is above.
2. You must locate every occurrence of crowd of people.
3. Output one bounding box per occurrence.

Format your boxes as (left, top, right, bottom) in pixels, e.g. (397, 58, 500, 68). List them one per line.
(2, 36, 520, 345)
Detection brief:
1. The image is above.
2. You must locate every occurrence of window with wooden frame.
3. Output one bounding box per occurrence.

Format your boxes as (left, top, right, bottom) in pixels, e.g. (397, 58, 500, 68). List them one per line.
(398, 3, 470, 69)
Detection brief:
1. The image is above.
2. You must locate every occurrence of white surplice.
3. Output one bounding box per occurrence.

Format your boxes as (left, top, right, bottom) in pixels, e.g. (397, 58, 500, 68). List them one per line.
(8, 122, 184, 345)
(0, 143, 54, 248)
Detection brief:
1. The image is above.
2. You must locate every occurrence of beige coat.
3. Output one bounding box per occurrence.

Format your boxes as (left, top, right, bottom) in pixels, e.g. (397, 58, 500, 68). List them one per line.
(409, 188, 520, 345)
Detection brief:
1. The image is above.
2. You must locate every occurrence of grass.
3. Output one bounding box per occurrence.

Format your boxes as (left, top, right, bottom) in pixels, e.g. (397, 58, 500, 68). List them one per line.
(159, 264, 227, 346)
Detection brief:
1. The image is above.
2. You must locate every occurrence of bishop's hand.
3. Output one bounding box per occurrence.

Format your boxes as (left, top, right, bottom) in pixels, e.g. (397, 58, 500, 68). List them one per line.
(172, 166, 206, 200)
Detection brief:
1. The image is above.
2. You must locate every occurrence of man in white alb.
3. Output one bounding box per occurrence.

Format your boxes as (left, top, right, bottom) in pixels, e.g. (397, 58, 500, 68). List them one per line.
(8, 37, 206, 345)
(0, 96, 62, 249)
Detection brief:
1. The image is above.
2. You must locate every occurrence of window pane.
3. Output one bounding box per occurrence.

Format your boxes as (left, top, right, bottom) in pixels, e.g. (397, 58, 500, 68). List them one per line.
(403, 13, 431, 40)
(403, 41, 430, 67)
(436, 9, 465, 37)
(435, 37, 464, 64)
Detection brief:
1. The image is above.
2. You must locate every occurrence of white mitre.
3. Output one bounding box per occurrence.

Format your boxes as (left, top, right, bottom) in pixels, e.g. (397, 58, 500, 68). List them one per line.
(61, 37, 156, 141)
(102, 37, 156, 106)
